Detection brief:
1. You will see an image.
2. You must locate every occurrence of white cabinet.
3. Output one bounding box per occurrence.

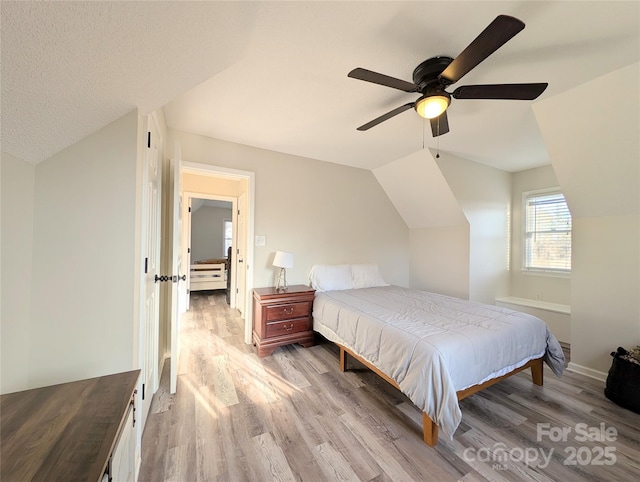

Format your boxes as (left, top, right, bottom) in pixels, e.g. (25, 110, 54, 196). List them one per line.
(108, 403, 136, 482)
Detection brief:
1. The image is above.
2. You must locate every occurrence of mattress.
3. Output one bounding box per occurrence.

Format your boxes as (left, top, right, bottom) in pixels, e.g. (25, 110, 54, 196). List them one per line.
(312, 285, 565, 439)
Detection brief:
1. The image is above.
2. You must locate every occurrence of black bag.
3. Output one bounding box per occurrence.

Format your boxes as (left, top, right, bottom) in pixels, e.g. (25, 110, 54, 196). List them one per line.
(604, 347, 640, 414)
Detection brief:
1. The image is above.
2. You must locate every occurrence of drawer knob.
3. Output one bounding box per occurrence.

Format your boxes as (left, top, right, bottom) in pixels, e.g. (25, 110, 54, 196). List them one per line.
(284, 324, 294, 331)
(283, 307, 294, 315)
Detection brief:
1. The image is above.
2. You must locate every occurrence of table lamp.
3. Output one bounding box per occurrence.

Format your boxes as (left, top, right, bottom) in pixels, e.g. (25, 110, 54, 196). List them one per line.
(273, 251, 294, 292)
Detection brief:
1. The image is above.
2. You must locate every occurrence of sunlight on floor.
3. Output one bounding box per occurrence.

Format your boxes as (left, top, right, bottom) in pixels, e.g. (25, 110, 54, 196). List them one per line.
(177, 293, 306, 419)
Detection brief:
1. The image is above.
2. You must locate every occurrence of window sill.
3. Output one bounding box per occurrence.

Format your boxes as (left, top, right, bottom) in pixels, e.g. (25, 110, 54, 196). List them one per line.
(521, 269, 570, 279)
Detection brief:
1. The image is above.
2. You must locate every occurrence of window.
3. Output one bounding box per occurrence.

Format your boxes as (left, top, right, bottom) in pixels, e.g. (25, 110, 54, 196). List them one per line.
(524, 189, 571, 273)
(223, 219, 233, 257)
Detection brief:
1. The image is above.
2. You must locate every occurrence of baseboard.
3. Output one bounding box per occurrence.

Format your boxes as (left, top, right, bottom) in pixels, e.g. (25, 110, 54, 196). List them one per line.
(566, 362, 607, 383)
(159, 354, 170, 380)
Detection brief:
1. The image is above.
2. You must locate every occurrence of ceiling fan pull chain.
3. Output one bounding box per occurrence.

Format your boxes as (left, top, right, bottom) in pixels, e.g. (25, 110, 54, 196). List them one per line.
(436, 117, 440, 158)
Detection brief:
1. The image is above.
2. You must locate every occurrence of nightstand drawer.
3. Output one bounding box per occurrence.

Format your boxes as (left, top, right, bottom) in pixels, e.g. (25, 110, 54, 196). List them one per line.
(265, 301, 311, 321)
(265, 318, 310, 338)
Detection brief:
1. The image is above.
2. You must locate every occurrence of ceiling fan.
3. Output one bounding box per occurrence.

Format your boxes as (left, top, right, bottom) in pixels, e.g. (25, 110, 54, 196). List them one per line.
(348, 15, 548, 137)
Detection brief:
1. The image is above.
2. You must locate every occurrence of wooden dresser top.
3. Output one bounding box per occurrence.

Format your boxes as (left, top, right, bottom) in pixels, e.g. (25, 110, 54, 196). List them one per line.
(1, 369, 140, 482)
(253, 285, 315, 300)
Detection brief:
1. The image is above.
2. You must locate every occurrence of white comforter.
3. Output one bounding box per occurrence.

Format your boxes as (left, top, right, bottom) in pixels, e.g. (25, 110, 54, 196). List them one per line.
(312, 286, 565, 439)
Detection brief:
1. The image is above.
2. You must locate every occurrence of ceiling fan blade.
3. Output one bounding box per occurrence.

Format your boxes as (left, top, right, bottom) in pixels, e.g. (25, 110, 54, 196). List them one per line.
(430, 111, 449, 137)
(452, 83, 548, 100)
(357, 103, 415, 131)
(349, 68, 419, 92)
(439, 15, 525, 84)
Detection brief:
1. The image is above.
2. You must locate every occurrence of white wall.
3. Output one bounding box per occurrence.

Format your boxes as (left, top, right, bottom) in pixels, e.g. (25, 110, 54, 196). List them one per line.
(510, 165, 571, 305)
(533, 62, 640, 375)
(170, 130, 410, 289)
(373, 149, 467, 229)
(373, 148, 510, 303)
(571, 216, 639, 370)
(373, 149, 470, 297)
(1, 153, 35, 393)
(436, 151, 511, 304)
(409, 225, 470, 299)
(190, 205, 232, 261)
(28, 110, 140, 388)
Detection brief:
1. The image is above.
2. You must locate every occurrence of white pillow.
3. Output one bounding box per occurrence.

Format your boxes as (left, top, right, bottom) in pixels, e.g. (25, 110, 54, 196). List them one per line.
(309, 264, 354, 292)
(350, 264, 389, 289)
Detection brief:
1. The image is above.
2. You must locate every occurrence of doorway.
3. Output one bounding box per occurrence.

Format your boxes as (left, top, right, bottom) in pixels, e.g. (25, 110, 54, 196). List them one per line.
(180, 162, 255, 344)
(185, 196, 234, 308)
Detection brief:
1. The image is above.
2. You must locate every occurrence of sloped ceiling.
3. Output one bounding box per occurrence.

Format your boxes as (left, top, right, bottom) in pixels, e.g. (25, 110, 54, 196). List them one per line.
(2, 1, 639, 172)
(373, 149, 467, 229)
(533, 63, 640, 219)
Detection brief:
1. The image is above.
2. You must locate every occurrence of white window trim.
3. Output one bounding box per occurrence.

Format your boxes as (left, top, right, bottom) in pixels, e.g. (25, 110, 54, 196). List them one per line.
(521, 187, 571, 277)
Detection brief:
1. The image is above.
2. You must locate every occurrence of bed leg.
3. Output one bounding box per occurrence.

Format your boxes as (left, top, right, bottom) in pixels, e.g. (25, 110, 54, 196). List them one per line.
(531, 358, 544, 386)
(339, 347, 346, 372)
(422, 412, 438, 447)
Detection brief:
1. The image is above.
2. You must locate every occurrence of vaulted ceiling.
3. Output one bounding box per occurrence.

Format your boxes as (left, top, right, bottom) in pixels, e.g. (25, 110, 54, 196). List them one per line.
(2, 1, 638, 172)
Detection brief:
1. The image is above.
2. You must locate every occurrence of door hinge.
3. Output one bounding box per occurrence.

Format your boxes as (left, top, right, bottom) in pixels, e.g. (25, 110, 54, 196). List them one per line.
(187, 248, 190, 254)
(142, 383, 145, 400)
(188, 206, 191, 213)
(147, 132, 151, 148)
(237, 209, 240, 215)
(144, 257, 148, 274)
(132, 390, 137, 427)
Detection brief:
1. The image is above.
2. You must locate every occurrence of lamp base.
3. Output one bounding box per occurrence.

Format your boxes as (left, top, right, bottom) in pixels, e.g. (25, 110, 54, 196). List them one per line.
(275, 267, 288, 292)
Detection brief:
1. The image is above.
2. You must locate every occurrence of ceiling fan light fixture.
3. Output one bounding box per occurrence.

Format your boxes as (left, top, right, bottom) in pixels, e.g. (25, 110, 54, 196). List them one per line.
(415, 93, 451, 119)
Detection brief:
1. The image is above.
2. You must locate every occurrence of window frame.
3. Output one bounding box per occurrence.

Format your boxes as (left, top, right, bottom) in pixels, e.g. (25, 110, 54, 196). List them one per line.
(521, 187, 571, 277)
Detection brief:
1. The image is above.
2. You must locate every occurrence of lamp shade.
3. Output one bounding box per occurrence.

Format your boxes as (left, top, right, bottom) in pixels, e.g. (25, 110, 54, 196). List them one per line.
(415, 93, 451, 119)
(273, 251, 294, 269)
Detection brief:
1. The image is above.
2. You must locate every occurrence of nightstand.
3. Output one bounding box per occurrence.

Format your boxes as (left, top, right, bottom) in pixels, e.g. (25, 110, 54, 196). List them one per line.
(252, 285, 315, 357)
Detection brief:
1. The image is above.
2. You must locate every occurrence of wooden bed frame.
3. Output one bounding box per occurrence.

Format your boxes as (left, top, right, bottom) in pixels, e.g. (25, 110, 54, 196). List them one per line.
(338, 344, 543, 447)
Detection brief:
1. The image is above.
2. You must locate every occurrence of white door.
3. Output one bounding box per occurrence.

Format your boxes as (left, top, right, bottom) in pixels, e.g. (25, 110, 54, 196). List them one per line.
(140, 116, 161, 427)
(236, 193, 247, 316)
(183, 197, 193, 312)
(170, 154, 184, 395)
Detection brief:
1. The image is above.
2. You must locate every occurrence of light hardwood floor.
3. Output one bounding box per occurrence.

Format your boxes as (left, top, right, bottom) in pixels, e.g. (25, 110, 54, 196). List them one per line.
(139, 292, 640, 481)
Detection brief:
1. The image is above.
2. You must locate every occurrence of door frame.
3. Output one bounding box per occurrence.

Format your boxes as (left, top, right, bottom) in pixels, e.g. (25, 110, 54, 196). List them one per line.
(183, 192, 237, 308)
(181, 162, 255, 344)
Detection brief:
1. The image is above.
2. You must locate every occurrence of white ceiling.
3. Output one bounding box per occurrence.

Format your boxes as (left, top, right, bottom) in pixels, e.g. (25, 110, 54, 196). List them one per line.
(2, 2, 638, 172)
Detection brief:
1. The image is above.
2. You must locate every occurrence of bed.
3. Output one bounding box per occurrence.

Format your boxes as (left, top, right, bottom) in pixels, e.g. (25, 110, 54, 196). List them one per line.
(189, 258, 227, 291)
(309, 264, 565, 446)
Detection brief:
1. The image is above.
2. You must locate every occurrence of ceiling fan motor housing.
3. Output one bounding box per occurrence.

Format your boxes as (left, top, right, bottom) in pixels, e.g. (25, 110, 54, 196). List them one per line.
(412, 56, 453, 92)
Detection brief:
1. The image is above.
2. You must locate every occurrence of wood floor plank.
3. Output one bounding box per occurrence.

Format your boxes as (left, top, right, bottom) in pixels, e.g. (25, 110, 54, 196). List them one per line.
(339, 411, 423, 481)
(313, 441, 360, 481)
(252, 431, 297, 482)
(210, 354, 240, 407)
(139, 291, 640, 482)
(270, 349, 312, 389)
(292, 343, 331, 375)
(194, 401, 223, 482)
